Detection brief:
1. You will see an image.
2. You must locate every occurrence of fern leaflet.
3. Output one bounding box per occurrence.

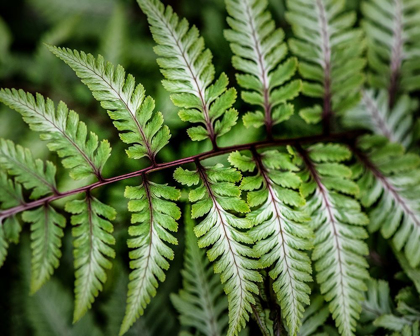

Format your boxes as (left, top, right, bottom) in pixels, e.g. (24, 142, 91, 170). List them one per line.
(174, 163, 261, 336)
(22, 205, 66, 294)
(230, 149, 312, 336)
(0, 89, 111, 180)
(0, 138, 57, 198)
(352, 135, 420, 268)
(224, 0, 301, 133)
(0, 172, 24, 267)
(171, 205, 228, 336)
(286, 0, 365, 127)
(342, 90, 418, 148)
(138, 0, 238, 147)
(48, 46, 170, 162)
(294, 143, 370, 336)
(362, 0, 420, 101)
(120, 178, 181, 335)
(65, 195, 116, 322)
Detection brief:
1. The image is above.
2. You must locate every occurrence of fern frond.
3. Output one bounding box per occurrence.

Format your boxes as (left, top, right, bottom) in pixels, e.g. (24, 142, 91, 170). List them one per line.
(229, 149, 312, 336)
(362, 0, 420, 97)
(21, 205, 66, 294)
(65, 195, 116, 322)
(0, 138, 57, 198)
(0, 224, 7, 268)
(171, 205, 228, 336)
(286, 0, 365, 125)
(48, 46, 170, 162)
(224, 0, 301, 132)
(358, 278, 393, 334)
(294, 143, 370, 336)
(353, 135, 420, 268)
(0, 172, 24, 267)
(120, 179, 181, 335)
(374, 287, 420, 332)
(174, 163, 262, 336)
(0, 89, 111, 180)
(342, 90, 418, 148)
(391, 244, 420, 295)
(392, 322, 420, 336)
(138, 0, 238, 146)
(298, 295, 330, 336)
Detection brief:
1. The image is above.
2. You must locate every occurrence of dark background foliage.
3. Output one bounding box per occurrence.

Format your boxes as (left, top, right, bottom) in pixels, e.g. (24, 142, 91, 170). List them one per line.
(1, 0, 414, 335)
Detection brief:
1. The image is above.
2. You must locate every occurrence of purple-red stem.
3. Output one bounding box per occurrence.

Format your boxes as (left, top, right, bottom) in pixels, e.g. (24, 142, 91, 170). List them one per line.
(0, 131, 364, 221)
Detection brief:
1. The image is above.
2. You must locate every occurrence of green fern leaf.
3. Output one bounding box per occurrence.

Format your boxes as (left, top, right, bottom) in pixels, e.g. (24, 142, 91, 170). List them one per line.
(362, 0, 420, 94)
(342, 90, 418, 148)
(138, 0, 238, 146)
(120, 179, 181, 335)
(358, 278, 393, 335)
(65, 195, 116, 322)
(0, 172, 24, 267)
(298, 295, 330, 336)
(171, 205, 228, 336)
(0, 89, 111, 180)
(224, 0, 301, 131)
(391, 244, 420, 295)
(174, 163, 262, 336)
(294, 143, 370, 336)
(0, 138, 57, 198)
(22, 205, 66, 294)
(353, 135, 420, 268)
(230, 149, 312, 336)
(0, 224, 7, 268)
(392, 322, 420, 336)
(48, 46, 170, 161)
(286, 0, 365, 124)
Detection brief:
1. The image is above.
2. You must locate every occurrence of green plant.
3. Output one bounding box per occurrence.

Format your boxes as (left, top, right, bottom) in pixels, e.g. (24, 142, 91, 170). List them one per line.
(0, 0, 419, 335)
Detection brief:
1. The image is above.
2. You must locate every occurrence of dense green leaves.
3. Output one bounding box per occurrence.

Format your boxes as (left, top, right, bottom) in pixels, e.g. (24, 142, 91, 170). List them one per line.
(171, 206, 228, 336)
(286, 0, 365, 124)
(224, 0, 301, 131)
(0, 138, 57, 198)
(65, 195, 116, 322)
(295, 143, 369, 336)
(22, 205, 66, 293)
(0, 89, 111, 180)
(362, 0, 420, 93)
(353, 135, 420, 268)
(230, 150, 312, 336)
(120, 179, 181, 335)
(48, 46, 170, 161)
(138, 0, 238, 145)
(175, 164, 261, 336)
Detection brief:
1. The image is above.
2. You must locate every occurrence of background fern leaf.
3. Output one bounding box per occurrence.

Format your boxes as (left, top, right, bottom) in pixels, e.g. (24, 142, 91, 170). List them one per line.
(286, 0, 365, 125)
(295, 144, 370, 336)
(342, 90, 418, 149)
(48, 46, 170, 161)
(171, 205, 228, 336)
(21, 205, 66, 293)
(174, 164, 262, 336)
(0, 88, 111, 180)
(138, 0, 238, 145)
(362, 0, 420, 97)
(353, 135, 420, 268)
(230, 150, 312, 336)
(0, 138, 57, 198)
(65, 195, 116, 322)
(120, 179, 181, 335)
(225, 0, 301, 132)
